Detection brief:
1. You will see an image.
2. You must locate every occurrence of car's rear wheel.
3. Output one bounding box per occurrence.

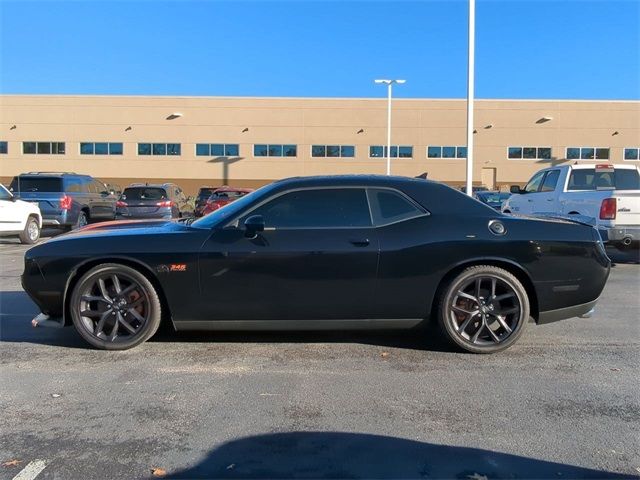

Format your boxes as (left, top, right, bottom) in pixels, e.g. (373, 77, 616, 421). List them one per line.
(19, 216, 40, 244)
(437, 265, 529, 353)
(70, 264, 162, 350)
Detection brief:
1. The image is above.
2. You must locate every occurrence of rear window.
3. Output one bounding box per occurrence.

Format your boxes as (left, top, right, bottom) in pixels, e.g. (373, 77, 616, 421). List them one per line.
(567, 168, 640, 191)
(121, 187, 168, 200)
(10, 177, 63, 192)
(211, 191, 247, 200)
(197, 188, 216, 199)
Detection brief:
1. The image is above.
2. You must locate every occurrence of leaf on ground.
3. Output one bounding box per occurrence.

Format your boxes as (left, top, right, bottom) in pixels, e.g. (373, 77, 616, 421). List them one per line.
(151, 467, 167, 477)
(380, 352, 389, 358)
(226, 463, 235, 470)
(467, 474, 488, 480)
(610, 368, 621, 372)
(1, 459, 22, 467)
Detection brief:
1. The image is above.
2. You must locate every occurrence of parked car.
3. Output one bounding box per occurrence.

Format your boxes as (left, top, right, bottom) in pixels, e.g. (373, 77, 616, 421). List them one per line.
(116, 183, 193, 220)
(475, 191, 511, 211)
(10, 172, 116, 230)
(201, 187, 254, 216)
(503, 163, 640, 248)
(459, 186, 489, 194)
(0, 183, 42, 244)
(194, 186, 219, 217)
(24, 175, 610, 352)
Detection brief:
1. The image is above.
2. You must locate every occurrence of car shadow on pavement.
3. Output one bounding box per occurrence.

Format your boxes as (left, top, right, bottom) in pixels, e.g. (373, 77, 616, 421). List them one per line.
(163, 431, 636, 479)
(606, 247, 640, 266)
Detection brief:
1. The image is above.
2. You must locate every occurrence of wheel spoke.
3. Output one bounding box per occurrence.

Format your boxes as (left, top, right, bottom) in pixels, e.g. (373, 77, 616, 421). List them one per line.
(116, 284, 137, 299)
(117, 312, 137, 334)
(80, 309, 102, 318)
(494, 292, 516, 302)
(493, 315, 513, 333)
(94, 310, 112, 336)
(486, 326, 501, 343)
(81, 295, 110, 304)
(491, 278, 497, 297)
(127, 296, 145, 309)
(108, 317, 119, 341)
(496, 306, 519, 316)
(474, 278, 481, 299)
(452, 305, 474, 315)
(471, 321, 485, 343)
(457, 311, 478, 334)
(112, 275, 122, 294)
(457, 291, 477, 302)
(127, 307, 145, 323)
(98, 278, 111, 302)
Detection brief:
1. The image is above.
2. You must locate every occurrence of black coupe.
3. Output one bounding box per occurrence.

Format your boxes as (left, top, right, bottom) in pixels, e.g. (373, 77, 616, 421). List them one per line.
(22, 175, 611, 353)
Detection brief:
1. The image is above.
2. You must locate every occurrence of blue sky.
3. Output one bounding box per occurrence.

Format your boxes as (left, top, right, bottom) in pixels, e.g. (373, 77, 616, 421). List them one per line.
(1, 0, 638, 99)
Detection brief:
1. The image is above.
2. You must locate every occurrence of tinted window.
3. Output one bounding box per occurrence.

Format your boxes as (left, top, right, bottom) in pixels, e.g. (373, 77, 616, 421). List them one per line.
(109, 143, 123, 155)
(65, 177, 83, 193)
(370, 146, 384, 157)
(566, 148, 580, 160)
(11, 177, 63, 192)
(567, 169, 640, 191)
(326, 145, 340, 157)
(283, 145, 297, 157)
(121, 187, 168, 200)
(312, 145, 326, 157)
(508, 147, 522, 159)
(153, 143, 166, 155)
(541, 170, 560, 192)
(340, 145, 354, 157)
(524, 171, 545, 193)
(196, 144, 210, 156)
(254, 144, 268, 156)
(523, 147, 537, 159)
(80, 143, 94, 155)
(138, 143, 151, 155)
(94, 143, 108, 155)
(613, 169, 640, 190)
(456, 146, 467, 158)
(368, 188, 425, 225)
(37, 142, 51, 154)
(624, 148, 639, 161)
(23, 142, 36, 154)
(211, 144, 225, 156)
(197, 188, 216, 199)
(427, 146, 441, 158)
(442, 146, 455, 158)
(0, 185, 12, 200)
(249, 188, 371, 228)
(225, 144, 239, 156)
(0, 141, 7, 154)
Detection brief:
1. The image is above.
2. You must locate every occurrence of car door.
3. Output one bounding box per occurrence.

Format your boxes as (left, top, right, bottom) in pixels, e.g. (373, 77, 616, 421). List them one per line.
(529, 169, 561, 214)
(0, 185, 22, 233)
(512, 170, 546, 214)
(90, 179, 111, 218)
(197, 187, 379, 321)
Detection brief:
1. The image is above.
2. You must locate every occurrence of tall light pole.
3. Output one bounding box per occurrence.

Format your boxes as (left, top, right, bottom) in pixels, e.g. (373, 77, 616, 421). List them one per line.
(374, 79, 406, 175)
(465, 0, 475, 196)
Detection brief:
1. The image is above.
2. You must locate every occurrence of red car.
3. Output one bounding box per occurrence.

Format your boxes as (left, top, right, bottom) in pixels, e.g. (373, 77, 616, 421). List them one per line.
(201, 187, 254, 216)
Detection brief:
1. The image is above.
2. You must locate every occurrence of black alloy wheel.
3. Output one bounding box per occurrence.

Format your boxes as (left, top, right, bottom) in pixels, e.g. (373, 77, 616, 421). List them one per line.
(70, 264, 162, 350)
(438, 265, 529, 353)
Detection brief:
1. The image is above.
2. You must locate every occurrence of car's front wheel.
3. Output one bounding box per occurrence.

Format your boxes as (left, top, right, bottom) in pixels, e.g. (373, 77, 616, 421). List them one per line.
(70, 263, 162, 350)
(437, 265, 529, 353)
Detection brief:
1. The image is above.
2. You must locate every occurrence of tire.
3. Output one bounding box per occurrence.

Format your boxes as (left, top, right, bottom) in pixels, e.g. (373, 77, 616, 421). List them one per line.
(437, 265, 529, 354)
(19, 216, 41, 244)
(69, 263, 162, 350)
(75, 210, 89, 229)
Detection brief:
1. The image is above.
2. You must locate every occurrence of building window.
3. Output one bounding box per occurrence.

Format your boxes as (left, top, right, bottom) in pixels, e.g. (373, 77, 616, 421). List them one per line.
(0, 141, 7, 154)
(427, 146, 467, 159)
(369, 146, 413, 158)
(566, 147, 609, 160)
(311, 145, 356, 158)
(195, 143, 240, 156)
(623, 148, 639, 161)
(80, 142, 123, 155)
(508, 146, 552, 160)
(138, 143, 181, 156)
(23, 142, 65, 155)
(254, 144, 297, 157)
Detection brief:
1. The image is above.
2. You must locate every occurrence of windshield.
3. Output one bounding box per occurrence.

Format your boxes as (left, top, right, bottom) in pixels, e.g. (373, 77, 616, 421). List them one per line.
(197, 188, 216, 199)
(0, 184, 12, 201)
(192, 183, 277, 229)
(10, 176, 63, 193)
(477, 192, 510, 204)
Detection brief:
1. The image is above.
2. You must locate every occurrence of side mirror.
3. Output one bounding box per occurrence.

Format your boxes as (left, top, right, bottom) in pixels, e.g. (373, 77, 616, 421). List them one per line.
(510, 185, 523, 194)
(244, 214, 265, 238)
(100, 190, 110, 196)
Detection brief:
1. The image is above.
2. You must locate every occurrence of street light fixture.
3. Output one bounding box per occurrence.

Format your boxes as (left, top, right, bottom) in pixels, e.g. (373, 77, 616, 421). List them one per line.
(374, 79, 406, 175)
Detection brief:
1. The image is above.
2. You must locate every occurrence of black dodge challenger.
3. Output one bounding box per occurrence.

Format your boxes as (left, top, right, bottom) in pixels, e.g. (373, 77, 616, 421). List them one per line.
(22, 175, 611, 353)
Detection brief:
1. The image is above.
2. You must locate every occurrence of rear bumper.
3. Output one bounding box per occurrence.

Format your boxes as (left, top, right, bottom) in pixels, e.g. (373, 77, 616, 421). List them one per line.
(42, 211, 74, 227)
(537, 298, 599, 324)
(598, 225, 640, 244)
(117, 211, 173, 220)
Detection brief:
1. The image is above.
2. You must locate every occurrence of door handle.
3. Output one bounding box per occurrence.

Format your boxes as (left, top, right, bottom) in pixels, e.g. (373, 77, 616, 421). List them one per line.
(349, 238, 370, 247)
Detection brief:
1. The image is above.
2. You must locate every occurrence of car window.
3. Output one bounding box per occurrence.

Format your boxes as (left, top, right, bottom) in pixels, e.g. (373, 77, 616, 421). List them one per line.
(540, 170, 560, 192)
(65, 177, 83, 193)
(246, 188, 372, 229)
(367, 188, 425, 226)
(523, 171, 545, 193)
(567, 169, 640, 191)
(0, 184, 12, 201)
(10, 177, 63, 192)
(121, 187, 168, 200)
(93, 180, 106, 193)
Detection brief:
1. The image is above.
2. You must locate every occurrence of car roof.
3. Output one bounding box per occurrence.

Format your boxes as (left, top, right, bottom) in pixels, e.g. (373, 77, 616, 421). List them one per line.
(273, 174, 436, 189)
(569, 163, 638, 170)
(18, 172, 87, 177)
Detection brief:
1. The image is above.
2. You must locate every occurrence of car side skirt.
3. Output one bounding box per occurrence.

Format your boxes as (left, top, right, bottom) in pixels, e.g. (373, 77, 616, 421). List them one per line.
(537, 299, 598, 324)
(173, 319, 424, 331)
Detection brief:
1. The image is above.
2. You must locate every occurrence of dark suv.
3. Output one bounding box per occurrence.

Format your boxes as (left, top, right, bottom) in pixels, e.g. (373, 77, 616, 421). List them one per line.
(10, 172, 117, 230)
(116, 183, 193, 220)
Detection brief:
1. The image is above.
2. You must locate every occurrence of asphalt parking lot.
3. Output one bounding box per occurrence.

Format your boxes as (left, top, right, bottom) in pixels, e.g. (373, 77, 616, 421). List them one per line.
(0, 233, 639, 479)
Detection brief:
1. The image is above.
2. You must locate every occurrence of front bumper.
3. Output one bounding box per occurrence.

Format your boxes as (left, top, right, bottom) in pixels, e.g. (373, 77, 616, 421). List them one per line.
(597, 225, 640, 244)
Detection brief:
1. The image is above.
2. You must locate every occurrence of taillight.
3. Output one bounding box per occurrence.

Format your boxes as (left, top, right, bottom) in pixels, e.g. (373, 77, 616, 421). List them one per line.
(156, 200, 174, 207)
(60, 195, 72, 210)
(599, 198, 617, 220)
(116, 200, 127, 208)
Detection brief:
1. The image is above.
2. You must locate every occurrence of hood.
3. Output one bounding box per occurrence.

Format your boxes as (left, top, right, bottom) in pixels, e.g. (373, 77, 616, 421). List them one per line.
(45, 219, 190, 243)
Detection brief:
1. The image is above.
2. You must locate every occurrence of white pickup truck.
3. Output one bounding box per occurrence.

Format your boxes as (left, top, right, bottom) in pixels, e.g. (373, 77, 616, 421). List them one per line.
(502, 163, 640, 248)
(0, 183, 42, 244)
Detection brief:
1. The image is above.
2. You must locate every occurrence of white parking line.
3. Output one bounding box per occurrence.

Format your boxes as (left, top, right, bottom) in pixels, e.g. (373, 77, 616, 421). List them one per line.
(11, 460, 46, 480)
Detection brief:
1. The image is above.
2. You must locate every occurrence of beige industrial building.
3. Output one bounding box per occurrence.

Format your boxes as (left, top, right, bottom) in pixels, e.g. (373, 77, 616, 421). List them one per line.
(1, 95, 638, 195)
